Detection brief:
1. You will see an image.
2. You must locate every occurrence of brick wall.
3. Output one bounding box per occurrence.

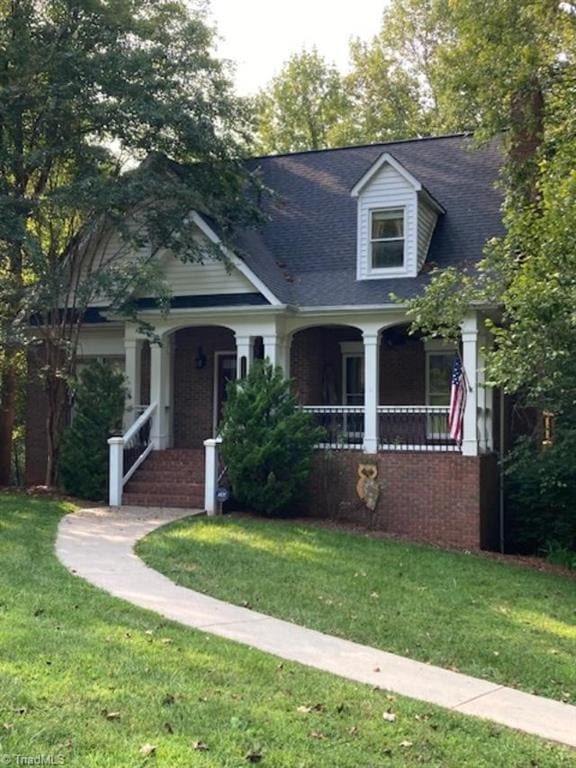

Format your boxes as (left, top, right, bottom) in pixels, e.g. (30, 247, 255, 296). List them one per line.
(304, 450, 499, 550)
(290, 327, 361, 404)
(289, 327, 426, 406)
(172, 326, 235, 448)
(379, 336, 425, 404)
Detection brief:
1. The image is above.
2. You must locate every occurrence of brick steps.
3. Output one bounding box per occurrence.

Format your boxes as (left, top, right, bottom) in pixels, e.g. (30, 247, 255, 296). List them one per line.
(123, 493, 204, 509)
(123, 449, 205, 509)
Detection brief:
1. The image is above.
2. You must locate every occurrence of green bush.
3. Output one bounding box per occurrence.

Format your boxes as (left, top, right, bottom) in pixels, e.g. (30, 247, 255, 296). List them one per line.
(505, 426, 576, 554)
(59, 361, 127, 501)
(220, 360, 323, 517)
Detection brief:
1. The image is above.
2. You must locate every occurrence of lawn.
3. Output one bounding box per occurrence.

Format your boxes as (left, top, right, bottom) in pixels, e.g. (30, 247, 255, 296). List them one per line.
(138, 514, 576, 704)
(0, 497, 574, 767)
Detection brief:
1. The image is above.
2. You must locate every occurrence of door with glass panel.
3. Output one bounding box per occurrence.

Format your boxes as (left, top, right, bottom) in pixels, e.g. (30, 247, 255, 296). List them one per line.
(343, 353, 365, 444)
(426, 352, 453, 439)
(213, 352, 237, 436)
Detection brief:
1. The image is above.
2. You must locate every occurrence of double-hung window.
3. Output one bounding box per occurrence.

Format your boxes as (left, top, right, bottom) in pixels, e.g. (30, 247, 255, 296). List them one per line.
(370, 208, 405, 269)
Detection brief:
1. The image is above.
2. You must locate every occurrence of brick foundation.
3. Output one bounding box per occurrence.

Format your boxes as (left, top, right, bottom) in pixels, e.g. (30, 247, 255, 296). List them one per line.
(305, 450, 499, 550)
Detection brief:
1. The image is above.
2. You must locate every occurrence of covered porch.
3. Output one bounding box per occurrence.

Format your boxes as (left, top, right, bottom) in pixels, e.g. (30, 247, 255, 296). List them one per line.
(114, 310, 493, 482)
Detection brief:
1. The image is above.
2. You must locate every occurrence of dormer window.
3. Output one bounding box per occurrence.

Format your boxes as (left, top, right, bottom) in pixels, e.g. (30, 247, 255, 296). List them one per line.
(352, 152, 445, 281)
(371, 208, 405, 269)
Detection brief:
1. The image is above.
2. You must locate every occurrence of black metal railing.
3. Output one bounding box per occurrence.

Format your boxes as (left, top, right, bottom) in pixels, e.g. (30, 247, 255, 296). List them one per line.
(301, 406, 365, 450)
(300, 405, 459, 452)
(378, 406, 457, 451)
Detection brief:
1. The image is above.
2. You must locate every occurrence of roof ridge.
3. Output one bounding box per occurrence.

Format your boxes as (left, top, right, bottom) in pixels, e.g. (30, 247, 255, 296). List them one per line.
(247, 132, 473, 162)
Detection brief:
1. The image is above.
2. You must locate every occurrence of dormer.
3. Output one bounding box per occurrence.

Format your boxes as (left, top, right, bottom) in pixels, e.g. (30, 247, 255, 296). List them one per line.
(351, 153, 445, 280)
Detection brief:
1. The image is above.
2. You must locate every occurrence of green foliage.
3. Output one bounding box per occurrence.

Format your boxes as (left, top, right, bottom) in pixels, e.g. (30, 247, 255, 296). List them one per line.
(545, 542, 576, 571)
(59, 361, 127, 501)
(221, 361, 323, 516)
(404, 2, 576, 415)
(254, 49, 349, 153)
(335, 0, 457, 145)
(0, 0, 266, 482)
(504, 429, 576, 554)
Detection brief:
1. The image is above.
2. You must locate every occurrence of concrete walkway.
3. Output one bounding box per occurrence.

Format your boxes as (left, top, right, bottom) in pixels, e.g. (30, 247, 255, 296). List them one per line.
(56, 507, 576, 749)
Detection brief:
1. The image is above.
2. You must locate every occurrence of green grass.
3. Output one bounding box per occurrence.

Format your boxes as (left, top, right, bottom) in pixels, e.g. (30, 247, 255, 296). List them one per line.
(138, 514, 576, 704)
(1, 498, 574, 768)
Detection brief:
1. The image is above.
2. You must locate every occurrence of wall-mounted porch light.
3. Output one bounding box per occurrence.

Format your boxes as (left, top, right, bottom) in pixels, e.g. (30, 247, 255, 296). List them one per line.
(195, 346, 207, 370)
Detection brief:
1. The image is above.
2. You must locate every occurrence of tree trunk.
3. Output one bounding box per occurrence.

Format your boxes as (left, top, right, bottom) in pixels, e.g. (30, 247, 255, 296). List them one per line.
(44, 363, 70, 488)
(0, 349, 18, 486)
(509, 79, 545, 203)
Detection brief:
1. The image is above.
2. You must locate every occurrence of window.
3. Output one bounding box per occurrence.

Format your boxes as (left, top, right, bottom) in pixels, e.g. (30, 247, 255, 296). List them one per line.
(426, 351, 454, 438)
(370, 208, 405, 269)
(427, 353, 453, 407)
(343, 354, 364, 406)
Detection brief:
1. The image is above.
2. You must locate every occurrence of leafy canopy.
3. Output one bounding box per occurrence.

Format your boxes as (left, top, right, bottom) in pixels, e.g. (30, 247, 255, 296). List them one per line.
(0, 0, 265, 483)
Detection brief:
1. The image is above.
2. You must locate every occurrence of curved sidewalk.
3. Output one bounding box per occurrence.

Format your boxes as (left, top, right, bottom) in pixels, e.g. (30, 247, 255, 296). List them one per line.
(56, 507, 576, 749)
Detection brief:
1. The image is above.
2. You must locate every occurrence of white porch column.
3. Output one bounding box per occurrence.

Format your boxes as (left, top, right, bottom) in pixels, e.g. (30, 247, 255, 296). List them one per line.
(363, 332, 380, 454)
(150, 335, 172, 450)
(204, 437, 222, 516)
(235, 335, 254, 378)
(477, 329, 494, 452)
(461, 313, 479, 457)
(264, 334, 290, 375)
(124, 338, 142, 428)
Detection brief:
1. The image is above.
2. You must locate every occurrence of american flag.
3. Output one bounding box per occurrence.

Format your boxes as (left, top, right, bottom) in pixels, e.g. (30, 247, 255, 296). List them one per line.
(448, 355, 466, 443)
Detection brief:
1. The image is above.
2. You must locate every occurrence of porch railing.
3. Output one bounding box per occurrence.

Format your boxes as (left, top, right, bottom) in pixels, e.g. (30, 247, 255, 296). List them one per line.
(301, 405, 458, 452)
(108, 402, 157, 506)
(378, 406, 457, 451)
(301, 405, 365, 450)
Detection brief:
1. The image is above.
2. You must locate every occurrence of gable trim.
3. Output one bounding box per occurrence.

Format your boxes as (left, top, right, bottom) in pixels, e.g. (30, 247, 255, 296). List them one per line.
(350, 152, 422, 198)
(190, 212, 282, 306)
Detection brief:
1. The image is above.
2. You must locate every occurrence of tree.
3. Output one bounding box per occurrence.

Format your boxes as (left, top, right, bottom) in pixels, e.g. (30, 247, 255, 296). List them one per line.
(0, 0, 264, 485)
(404, 1, 576, 416)
(331, 39, 429, 146)
(254, 49, 350, 153)
(221, 361, 323, 516)
(59, 360, 127, 501)
(334, 0, 458, 145)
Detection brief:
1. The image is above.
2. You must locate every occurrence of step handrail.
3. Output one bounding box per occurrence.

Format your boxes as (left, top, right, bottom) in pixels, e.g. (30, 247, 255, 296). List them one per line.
(108, 402, 158, 507)
(123, 402, 157, 445)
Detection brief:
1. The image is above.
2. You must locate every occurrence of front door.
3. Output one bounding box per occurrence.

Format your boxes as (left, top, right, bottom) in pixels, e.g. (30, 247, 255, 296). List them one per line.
(213, 352, 237, 435)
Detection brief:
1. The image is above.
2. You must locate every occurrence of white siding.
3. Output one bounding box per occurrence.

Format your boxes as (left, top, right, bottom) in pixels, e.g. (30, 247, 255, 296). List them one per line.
(77, 328, 124, 357)
(417, 201, 438, 271)
(158, 250, 255, 296)
(82, 225, 258, 306)
(356, 164, 418, 280)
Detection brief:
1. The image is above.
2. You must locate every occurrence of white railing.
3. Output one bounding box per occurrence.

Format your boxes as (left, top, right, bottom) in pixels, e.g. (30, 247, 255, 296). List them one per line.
(108, 402, 157, 506)
(301, 405, 459, 452)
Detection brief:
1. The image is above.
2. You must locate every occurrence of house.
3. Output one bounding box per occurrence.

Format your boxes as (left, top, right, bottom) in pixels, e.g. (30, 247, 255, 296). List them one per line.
(26, 133, 504, 550)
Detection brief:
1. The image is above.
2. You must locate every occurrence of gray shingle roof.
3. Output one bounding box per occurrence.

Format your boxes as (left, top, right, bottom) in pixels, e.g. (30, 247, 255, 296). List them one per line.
(235, 134, 503, 306)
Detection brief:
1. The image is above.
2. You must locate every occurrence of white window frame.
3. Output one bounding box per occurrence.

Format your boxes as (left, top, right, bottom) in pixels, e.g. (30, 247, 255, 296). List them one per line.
(369, 206, 406, 272)
(424, 340, 456, 439)
(340, 342, 364, 442)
